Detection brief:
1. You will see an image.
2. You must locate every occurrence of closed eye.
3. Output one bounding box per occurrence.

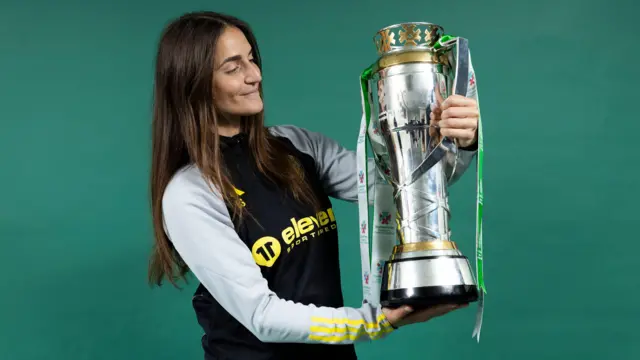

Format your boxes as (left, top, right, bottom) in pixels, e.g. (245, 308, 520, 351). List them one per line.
(226, 66, 240, 74)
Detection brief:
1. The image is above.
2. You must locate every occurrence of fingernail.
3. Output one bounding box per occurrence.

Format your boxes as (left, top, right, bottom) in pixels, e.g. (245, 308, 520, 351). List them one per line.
(403, 306, 414, 313)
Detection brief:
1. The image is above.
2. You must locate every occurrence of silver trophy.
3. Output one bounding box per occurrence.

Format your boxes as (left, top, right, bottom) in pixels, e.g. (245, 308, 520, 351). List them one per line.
(365, 22, 479, 308)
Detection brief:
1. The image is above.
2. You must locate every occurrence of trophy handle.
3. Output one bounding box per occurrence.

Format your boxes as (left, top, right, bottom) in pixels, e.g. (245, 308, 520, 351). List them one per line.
(402, 37, 470, 188)
(403, 139, 456, 187)
(451, 37, 470, 97)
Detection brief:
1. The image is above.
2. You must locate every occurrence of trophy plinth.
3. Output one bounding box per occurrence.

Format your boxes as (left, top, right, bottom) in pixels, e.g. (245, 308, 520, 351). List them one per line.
(379, 241, 479, 309)
(366, 22, 479, 308)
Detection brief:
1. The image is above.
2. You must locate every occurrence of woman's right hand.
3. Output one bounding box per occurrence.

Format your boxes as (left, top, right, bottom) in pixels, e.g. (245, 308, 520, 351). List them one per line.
(382, 303, 468, 328)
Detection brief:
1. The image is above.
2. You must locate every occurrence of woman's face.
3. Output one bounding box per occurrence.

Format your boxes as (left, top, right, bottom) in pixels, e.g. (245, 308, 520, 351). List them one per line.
(212, 26, 263, 119)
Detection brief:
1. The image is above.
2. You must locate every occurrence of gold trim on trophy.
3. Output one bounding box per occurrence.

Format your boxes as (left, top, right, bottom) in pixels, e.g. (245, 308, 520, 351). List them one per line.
(392, 240, 459, 254)
(398, 24, 421, 46)
(373, 22, 444, 55)
(375, 29, 396, 54)
(375, 51, 450, 72)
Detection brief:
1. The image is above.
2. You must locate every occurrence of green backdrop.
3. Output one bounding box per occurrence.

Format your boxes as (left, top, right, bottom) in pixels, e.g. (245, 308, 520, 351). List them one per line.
(1, 0, 638, 359)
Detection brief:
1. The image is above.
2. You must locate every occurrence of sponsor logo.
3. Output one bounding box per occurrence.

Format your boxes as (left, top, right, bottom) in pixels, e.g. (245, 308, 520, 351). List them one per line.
(251, 207, 338, 267)
(378, 211, 391, 225)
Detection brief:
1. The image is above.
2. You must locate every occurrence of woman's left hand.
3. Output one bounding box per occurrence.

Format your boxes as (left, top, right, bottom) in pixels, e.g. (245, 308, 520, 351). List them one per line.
(430, 94, 479, 148)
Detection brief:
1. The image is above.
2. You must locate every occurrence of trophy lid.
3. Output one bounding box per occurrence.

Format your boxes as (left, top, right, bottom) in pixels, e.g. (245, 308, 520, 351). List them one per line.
(373, 22, 444, 56)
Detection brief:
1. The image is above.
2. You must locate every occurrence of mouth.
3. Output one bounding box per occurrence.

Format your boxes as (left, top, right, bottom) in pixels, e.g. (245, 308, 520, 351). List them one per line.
(242, 89, 259, 96)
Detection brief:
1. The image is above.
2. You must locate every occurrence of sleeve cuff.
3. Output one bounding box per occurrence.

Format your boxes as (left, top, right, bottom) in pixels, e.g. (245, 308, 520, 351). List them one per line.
(459, 140, 478, 152)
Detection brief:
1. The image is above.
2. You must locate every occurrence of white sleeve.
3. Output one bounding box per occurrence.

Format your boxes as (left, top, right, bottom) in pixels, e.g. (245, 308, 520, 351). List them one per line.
(268, 125, 475, 203)
(161, 167, 396, 344)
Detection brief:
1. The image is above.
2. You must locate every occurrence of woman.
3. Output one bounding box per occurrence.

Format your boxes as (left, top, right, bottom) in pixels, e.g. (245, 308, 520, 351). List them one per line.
(148, 11, 480, 360)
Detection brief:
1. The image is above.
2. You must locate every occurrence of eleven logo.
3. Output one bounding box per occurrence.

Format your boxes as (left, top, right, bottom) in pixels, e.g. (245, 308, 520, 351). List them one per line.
(360, 220, 367, 234)
(358, 170, 365, 184)
(378, 211, 391, 225)
(363, 271, 370, 285)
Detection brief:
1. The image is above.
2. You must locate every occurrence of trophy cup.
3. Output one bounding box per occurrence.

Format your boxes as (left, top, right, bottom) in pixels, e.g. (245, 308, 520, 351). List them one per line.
(357, 22, 482, 310)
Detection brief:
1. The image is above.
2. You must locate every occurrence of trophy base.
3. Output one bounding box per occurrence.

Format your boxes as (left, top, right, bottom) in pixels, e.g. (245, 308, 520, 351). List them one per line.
(380, 285, 479, 309)
(378, 241, 479, 309)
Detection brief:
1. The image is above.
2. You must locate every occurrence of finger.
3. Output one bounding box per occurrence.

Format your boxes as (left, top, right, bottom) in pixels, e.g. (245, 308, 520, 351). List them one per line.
(441, 107, 478, 120)
(439, 117, 477, 130)
(404, 305, 459, 322)
(442, 95, 476, 110)
(386, 306, 414, 323)
(440, 127, 477, 141)
(422, 303, 468, 316)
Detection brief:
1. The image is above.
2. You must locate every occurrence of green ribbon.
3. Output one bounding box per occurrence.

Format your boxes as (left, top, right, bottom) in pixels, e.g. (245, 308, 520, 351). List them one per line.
(433, 34, 455, 49)
(360, 66, 373, 126)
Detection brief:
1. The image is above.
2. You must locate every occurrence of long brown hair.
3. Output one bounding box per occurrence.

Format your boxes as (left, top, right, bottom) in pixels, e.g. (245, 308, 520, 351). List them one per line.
(148, 11, 320, 287)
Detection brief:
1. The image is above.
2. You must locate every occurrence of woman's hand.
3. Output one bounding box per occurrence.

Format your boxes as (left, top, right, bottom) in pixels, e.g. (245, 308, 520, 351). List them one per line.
(383, 303, 468, 328)
(430, 90, 479, 149)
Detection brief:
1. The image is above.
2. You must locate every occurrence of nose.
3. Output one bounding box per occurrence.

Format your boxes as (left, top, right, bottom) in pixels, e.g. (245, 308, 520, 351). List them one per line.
(245, 62, 262, 84)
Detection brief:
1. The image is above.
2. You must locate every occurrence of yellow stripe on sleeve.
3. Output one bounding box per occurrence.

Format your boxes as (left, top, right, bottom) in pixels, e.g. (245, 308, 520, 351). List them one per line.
(307, 313, 395, 344)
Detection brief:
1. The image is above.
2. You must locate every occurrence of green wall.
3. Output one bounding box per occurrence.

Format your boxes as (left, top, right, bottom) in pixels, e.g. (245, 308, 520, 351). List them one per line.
(1, 0, 638, 359)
